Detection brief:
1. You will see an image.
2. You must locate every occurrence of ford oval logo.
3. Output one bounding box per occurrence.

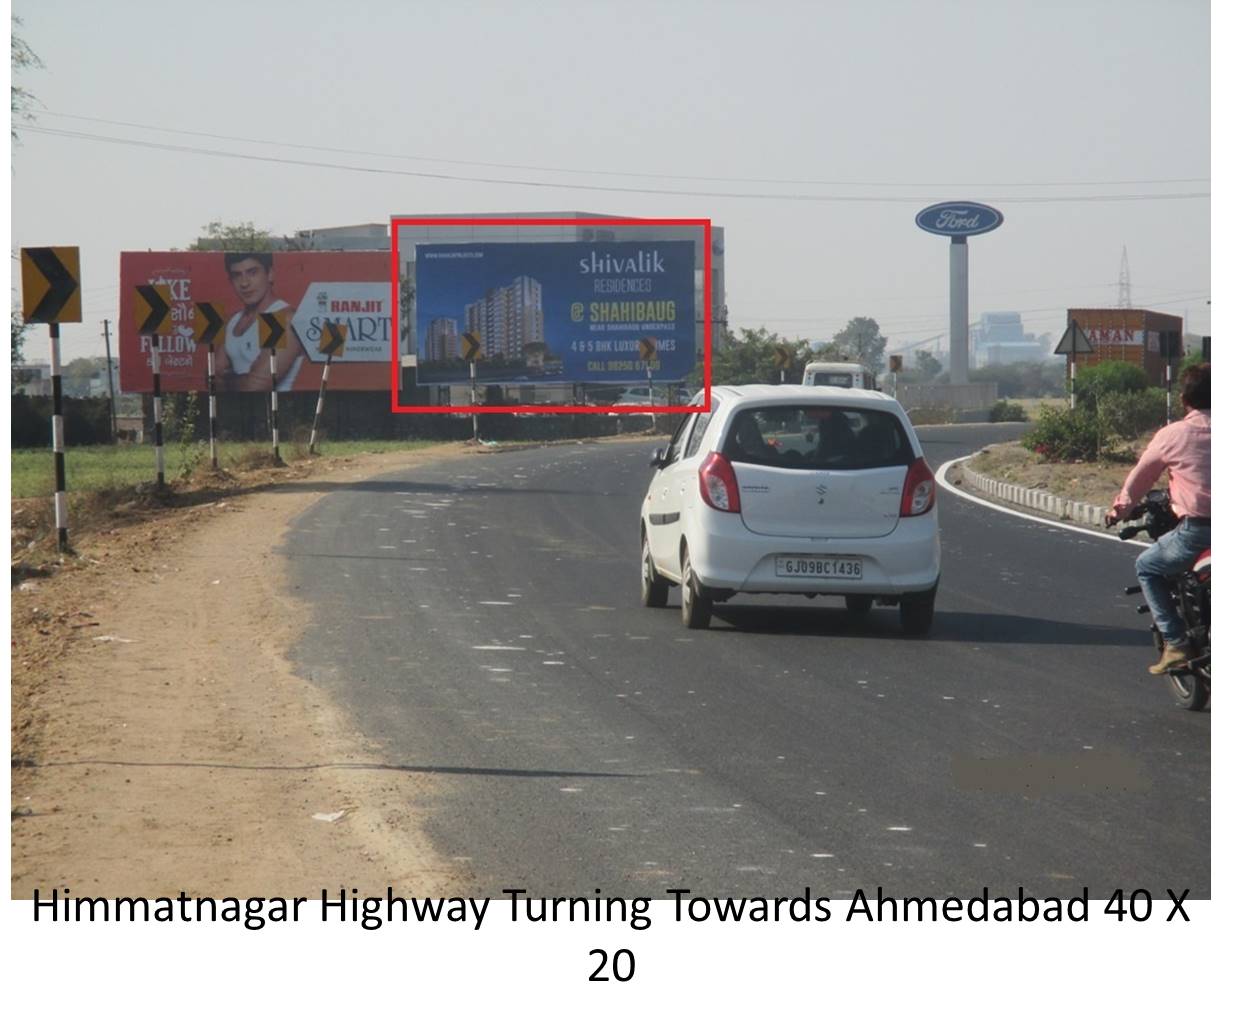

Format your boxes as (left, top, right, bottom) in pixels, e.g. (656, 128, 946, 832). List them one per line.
(915, 201, 1004, 238)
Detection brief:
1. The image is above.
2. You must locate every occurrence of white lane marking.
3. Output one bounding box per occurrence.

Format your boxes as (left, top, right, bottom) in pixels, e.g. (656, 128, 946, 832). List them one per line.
(543, 661, 565, 665)
(472, 645, 526, 651)
(936, 454, 1150, 548)
(887, 826, 913, 832)
(811, 853, 835, 859)
(479, 601, 514, 606)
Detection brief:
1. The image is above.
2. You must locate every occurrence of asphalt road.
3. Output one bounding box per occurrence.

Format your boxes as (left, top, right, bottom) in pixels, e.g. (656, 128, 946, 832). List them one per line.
(286, 424, 1209, 899)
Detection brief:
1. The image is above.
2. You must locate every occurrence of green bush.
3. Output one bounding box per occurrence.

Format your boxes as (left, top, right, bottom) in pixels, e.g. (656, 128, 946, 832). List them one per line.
(1072, 360, 1147, 407)
(1098, 387, 1167, 441)
(1021, 406, 1099, 461)
(989, 400, 1027, 422)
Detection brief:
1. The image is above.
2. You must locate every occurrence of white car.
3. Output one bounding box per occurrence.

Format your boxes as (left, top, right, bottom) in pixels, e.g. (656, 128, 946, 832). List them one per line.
(639, 385, 941, 633)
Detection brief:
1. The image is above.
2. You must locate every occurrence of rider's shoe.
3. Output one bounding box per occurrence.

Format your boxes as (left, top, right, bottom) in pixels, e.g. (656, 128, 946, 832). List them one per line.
(1149, 643, 1195, 675)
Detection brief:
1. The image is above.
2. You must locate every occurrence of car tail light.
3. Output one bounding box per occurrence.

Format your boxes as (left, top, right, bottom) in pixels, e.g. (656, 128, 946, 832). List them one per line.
(900, 457, 936, 517)
(699, 452, 741, 513)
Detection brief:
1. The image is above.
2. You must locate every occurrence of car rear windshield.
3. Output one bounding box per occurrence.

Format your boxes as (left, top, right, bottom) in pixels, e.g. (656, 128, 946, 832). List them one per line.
(812, 373, 855, 387)
(722, 406, 914, 470)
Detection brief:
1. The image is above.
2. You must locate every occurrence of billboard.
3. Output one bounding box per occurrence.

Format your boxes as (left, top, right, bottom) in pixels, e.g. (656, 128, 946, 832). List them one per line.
(119, 251, 392, 393)
(413, 241, 696, 385)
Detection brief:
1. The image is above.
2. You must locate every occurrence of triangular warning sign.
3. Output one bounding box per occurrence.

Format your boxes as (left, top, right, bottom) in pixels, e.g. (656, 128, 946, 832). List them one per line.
(1054, 320, 1094, 356)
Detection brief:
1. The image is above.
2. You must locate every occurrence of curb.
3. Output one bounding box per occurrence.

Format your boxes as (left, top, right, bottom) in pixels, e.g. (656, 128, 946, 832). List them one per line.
(955, 460, 1110, 528)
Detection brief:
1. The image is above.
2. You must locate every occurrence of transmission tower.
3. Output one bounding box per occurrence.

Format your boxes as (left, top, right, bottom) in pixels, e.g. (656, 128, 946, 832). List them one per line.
(1117, 246, 1132, 308)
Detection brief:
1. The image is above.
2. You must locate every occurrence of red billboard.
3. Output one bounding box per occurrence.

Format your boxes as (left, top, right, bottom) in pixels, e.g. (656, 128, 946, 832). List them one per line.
(119, 251, 392, 393)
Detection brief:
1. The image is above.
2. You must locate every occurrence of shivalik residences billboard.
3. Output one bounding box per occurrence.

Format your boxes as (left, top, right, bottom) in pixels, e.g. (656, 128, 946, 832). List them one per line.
(414, 241, 696, 384)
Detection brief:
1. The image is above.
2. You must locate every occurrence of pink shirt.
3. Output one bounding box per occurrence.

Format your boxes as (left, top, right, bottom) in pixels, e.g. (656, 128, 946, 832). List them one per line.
(1114, 409, 1211, 519)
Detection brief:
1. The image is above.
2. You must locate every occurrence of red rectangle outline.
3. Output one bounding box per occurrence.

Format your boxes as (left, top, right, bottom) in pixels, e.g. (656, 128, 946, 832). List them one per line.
(389, 217, 712, 415)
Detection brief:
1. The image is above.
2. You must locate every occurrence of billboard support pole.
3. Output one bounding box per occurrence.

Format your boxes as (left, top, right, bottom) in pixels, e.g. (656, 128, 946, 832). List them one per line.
(49, 323, 69, 552)
(309, 354, 332, 454)
(470, 360, 478, 443)
(269, 352, 281, 463)
(151, 336, 165, 488)
(206, 346, 218, 470)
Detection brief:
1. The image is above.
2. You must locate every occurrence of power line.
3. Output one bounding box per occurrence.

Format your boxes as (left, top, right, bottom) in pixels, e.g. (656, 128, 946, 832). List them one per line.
(22, 125, 1213, 205)
(40, 111, 1211, 190)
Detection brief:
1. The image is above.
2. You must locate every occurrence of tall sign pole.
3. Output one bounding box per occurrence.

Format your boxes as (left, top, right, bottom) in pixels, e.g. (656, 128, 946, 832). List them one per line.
(258, 310, 289, 463)
(133, 283, 172, 487)
(309, 320, 348, 454)
(193, 302, 225, 469)
(21, 247, 82, 552)
(949, 238, 969, 384)
(915, 202, 1004, 389)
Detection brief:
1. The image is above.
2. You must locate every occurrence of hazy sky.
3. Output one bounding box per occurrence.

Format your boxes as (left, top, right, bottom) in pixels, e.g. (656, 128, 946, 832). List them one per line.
(9, 0, 1212, 363)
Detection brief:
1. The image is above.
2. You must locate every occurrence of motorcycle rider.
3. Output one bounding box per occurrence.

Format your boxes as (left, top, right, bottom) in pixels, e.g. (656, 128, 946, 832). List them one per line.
(1106, 362, 1210, 674)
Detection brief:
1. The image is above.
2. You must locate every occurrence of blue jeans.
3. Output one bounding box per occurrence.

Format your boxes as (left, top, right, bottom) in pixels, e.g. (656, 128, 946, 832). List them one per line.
(1135, 519, 1210, 647)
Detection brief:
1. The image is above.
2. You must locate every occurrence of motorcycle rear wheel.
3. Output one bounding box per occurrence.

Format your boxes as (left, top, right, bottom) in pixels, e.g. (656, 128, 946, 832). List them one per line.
(1168, 671, 1210, 711)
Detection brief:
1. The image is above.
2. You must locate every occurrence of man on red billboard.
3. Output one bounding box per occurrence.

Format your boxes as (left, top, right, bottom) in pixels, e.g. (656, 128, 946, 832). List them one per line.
(216, 252, 307, 391)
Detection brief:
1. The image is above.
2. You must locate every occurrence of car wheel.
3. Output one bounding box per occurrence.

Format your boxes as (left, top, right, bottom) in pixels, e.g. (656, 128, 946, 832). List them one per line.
(640, 532, 669, 608)
(899, 585, 936, 636)
(844, 595, 874, 617)
(680, 546, 712, 629)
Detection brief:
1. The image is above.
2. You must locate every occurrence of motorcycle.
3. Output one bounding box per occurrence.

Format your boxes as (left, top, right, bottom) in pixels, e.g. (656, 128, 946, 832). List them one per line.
(1108, 489, 1211, 710)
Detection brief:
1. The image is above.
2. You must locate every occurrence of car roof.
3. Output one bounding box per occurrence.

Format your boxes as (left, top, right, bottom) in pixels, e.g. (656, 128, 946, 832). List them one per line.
(707, 383, 901, 410)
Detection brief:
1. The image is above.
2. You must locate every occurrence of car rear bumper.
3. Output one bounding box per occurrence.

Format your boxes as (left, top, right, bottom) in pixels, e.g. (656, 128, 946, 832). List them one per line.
(687, 508, 940, 594)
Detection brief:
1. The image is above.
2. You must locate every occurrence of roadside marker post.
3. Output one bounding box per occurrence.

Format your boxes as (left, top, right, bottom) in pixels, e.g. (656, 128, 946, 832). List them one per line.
(638, 336, 658, 429)
(258, 309, 289, 463)
(193, 302, 225, 469)
(888, 354, 903, 401)
(21, 246, 82, 553)
(461, 331, 482, 442)
(773, 344, 791, 384)
(1054, 320, 1093, 412)
(134, 284, 173, 487)
(309, 321, 348, 454)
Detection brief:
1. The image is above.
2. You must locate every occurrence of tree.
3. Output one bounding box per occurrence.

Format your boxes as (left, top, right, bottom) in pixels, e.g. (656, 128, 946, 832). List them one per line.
(830, 317, 888, 374)
(691, 326, 812, 387)
(188, 220, 275, 251)
(11, 16, 42, 142)
(915, 350, 943, 380)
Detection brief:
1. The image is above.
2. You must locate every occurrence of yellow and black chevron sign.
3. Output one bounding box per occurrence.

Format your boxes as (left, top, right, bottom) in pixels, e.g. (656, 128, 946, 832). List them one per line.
(22, 247, 82, 324)
(318, 320, 348, 357)
(134, 283, 173, 336)
(638, 336, 658, 362)
(259, 309, 289, 350)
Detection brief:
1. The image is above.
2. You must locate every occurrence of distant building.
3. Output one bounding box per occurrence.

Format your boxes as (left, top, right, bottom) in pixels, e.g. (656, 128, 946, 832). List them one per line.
(426, 317, 460, 361)
(464, 276, 544, 360)
(12, 362, 52, 396)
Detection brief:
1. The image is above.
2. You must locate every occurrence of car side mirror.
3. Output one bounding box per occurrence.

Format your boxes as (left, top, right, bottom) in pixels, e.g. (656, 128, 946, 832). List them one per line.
(649, 447, 666, 468)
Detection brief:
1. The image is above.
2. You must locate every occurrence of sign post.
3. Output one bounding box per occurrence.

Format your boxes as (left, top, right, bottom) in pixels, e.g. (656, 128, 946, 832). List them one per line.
(134, 283, 173, 487)
(193, 302, 225, 469)
(888, 354, 903, 401)
(773, 344, 791, 384)
(915, 202, 1004, 386)
(309, 321, 348, 454)
(22, 246, 82, 552)
(1053, 319, 1094, 411)
(461, 331, 482, 442)
(258, 309, 290, 462)
(638, 336, 659, 430)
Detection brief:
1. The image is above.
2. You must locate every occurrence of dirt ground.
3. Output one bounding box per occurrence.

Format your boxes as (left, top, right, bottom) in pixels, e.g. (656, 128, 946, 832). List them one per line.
(963, 440, 1162, 508)
(10, 442, 499, 898)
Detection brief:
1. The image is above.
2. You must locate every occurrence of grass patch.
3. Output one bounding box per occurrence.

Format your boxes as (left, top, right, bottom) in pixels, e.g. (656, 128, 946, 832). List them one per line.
(10, 440, 441, 500)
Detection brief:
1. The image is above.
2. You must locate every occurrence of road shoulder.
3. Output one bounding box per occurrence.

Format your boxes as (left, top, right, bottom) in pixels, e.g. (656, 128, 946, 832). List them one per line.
(11, 445, 479, 898)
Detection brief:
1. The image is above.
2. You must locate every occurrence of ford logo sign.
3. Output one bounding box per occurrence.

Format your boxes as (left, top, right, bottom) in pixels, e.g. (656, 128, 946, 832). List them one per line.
(915, 201, 1004, 238)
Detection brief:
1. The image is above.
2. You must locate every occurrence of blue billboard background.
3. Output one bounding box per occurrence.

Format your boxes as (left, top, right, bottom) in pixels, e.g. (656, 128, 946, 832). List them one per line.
(415, 241, 696, 384)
